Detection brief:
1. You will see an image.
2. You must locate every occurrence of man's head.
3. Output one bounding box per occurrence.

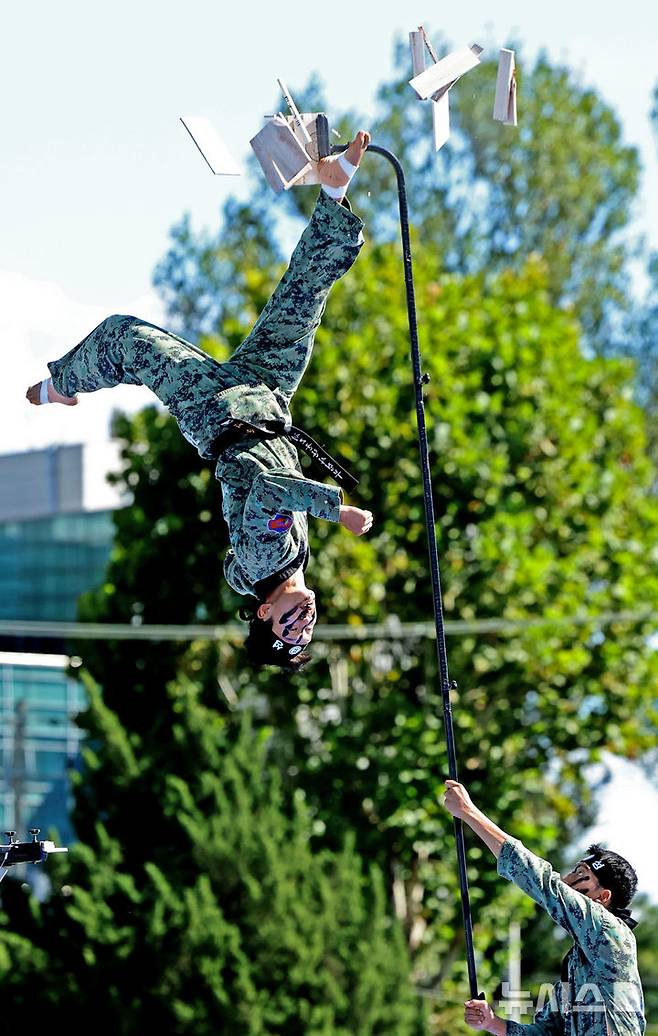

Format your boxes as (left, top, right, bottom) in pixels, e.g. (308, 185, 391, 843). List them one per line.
(256, 588, 317, 647)
(563, 844, 638, 913)
(240, 587, 317, 670)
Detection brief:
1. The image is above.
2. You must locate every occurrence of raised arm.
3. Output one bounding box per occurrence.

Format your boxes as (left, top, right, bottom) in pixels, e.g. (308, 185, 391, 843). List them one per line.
(443, 782, 605, 949)
(245, 469, 343, 524)
(443, 779, 508, 858)
(245, 470, 373, 535)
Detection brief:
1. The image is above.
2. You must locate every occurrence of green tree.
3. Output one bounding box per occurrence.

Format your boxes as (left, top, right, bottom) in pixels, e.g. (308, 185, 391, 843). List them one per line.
(622, 255, 658, 464)
(619, 72, 658, 459)
(154, 193, 282, 344)
(0, 688, 425, 1035)
(636, 898, 658, 1030)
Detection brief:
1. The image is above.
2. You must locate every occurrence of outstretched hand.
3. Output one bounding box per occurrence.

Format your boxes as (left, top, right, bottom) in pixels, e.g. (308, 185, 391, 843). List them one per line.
(339, 505, 373, 536)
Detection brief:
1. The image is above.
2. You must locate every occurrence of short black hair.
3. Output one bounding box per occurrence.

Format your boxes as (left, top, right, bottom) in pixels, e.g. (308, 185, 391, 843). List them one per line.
(585, 843, 638, 909)
(238, 603, 312, 672)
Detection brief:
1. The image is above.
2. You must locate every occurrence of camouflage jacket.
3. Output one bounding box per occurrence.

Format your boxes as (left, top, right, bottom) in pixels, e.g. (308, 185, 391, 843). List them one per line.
(499, 838, 645, 1036)
(215, 435, 342, 597)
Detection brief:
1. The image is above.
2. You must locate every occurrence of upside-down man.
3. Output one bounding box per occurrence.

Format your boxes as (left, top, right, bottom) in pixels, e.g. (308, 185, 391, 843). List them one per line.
(27, 131, 373, 671)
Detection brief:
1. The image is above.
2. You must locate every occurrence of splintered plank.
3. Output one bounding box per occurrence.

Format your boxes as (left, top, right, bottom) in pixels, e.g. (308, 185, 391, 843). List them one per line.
(180, 116, 242, 175)
(250, 116, 312, 193)
(277, 77, 312, 143)
(409, 30, 426, 79)
(419, 25, 439, 64)
(432, 93, 450, 151)
(493, 48, 517, 125)
(409, 45, 482, 100)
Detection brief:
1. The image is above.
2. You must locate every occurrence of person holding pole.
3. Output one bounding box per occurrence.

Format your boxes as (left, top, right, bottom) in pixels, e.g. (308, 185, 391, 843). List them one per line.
(443, 780, 645, 1035)
(26, 132, 373, 671)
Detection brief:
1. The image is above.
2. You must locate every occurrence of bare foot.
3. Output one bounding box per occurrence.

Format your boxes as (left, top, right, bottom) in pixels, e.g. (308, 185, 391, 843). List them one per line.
(317, 129, 371, 188)
(26, 380, 78, 406)
(343, 130, 371, 167)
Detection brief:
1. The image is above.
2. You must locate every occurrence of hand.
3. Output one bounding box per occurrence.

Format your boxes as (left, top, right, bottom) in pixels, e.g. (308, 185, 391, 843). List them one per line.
(443, 779, 475, 820)
(563, 868, 587, 890)
(563, 864, 593, 893)
(464, 999, 501, 1033)
(339, 505, 373, 536)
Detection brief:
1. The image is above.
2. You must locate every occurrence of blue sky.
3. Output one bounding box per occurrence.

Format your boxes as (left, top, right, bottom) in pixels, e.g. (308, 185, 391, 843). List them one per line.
(1, 0, 657, 903)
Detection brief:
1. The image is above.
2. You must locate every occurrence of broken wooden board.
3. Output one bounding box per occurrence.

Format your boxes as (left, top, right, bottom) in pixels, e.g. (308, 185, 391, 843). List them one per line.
(409, 44, 482, 101)
(409, 24, 441, 75)
(409, 29, 426, 79)
(409, 31, 482, 149)
(431, 43, 484, 101)
(277, 77, 312, 144)
(179, 116, 242, 175)
(419, 25, 439, 63)
(432, 92, 450, 151)
(250, 115, 312, 193)
(493, 48, 517, 125)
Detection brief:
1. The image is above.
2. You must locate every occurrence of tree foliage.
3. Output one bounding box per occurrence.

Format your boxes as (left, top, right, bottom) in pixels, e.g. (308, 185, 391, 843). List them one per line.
(0, 697, 425, 1034)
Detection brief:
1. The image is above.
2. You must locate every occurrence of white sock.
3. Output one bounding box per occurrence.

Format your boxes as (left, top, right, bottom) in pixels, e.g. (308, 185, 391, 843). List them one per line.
(39, 377, 52, 405)
(321, 153, 359, 200)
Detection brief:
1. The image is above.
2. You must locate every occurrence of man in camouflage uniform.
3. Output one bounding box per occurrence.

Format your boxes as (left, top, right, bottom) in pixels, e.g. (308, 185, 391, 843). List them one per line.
(443, 780, 645, 1035)
(27, 132, 374, 667)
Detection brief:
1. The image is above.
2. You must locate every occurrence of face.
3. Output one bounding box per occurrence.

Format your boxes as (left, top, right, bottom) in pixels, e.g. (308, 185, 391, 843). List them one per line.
(563, 861, 611, 907)
(258, 589, 317, 646)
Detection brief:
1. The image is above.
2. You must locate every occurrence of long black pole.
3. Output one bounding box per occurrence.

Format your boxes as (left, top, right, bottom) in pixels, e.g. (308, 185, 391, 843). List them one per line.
(337, 142, 483, 1000)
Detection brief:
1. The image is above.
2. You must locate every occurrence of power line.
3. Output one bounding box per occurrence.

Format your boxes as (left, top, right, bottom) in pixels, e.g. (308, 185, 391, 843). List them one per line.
(0, 608, 655, 643)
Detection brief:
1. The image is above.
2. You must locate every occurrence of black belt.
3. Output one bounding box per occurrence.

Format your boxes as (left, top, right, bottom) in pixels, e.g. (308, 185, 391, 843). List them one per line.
(209, 420, 359, 494)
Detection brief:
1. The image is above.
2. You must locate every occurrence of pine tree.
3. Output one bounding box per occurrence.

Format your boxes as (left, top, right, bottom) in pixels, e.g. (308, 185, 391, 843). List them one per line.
(0, 675, 426, 1035)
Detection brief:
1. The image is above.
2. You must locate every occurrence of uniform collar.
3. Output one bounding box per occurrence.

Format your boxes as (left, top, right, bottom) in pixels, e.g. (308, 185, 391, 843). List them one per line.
(253, 543, 310, 600)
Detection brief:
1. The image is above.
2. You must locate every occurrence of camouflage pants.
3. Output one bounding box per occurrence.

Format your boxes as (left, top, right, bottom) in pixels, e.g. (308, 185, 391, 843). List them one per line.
(48, 192, 364, 447)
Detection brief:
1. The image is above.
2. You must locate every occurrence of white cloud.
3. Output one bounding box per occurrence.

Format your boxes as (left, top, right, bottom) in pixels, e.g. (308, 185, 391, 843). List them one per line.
(0, 268, 167, 507)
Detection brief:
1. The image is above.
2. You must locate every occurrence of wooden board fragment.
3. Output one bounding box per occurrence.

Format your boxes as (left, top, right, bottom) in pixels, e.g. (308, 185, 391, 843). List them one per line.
(420, 25, 439, 63)
(409, 45, 482, 101)
(493, 48, 517, 125)
(432, 92, 450, 151)
(277, 77, 312, 143)
(409, 30, 426, 79)
(250, 116, 312, 193)
(430, 43, 484, 102)
(180, 116, 242, 175)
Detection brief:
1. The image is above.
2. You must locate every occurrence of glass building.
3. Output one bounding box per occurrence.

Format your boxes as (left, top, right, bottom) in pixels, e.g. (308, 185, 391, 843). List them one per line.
(0, 509, 115, 622)
(0, 652, 86, 843)
(0, 444, 116, 848)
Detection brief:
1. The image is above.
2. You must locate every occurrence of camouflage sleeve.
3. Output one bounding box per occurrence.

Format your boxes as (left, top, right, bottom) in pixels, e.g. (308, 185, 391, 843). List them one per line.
(245, 470, 343, 523)
(497, 838, 604, 955)
(506, 988, 566, 1035)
